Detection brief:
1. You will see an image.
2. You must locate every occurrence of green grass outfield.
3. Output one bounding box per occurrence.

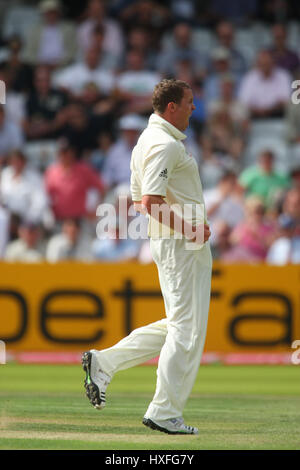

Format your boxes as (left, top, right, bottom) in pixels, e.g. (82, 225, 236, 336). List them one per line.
(0, 363, 299, 450)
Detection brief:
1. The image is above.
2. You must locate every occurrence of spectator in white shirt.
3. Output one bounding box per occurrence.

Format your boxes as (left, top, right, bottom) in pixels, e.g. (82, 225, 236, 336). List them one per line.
(46, 218, 92, 262)
(0, 149, 49, 224)
(202, 81, 248, 165)
(0, 105, 24, 161)
(5, 221, 43, 262)
(0, 67, 26, 127)
(77, 0, 124, 61)
(238, 49, 291, 119)
(266, 214, 300, 265)
(125, 27, 158, 71)
(114, 49, 161, 114)
(23, 0, 76, 67)
(213, 21, 248, 75)
(53, 44, 115, 98)
(203, 47, 241, 106)
(157, 22, 207, 77)
(102, 114, 147, 190)
(92, 217, 140, 262)
(280, 187, 300, 237)
(207, 75, 249, 130)
(90, 23, 119, 71)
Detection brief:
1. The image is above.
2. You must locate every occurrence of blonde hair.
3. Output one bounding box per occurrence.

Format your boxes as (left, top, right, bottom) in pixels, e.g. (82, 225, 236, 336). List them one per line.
(245, 195, 265, 213)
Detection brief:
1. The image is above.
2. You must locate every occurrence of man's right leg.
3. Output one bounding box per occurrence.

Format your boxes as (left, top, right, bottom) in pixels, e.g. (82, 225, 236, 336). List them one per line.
(82, 319, 168, 409)
(83, 237, 170, 410)
(92, 319, 168, 377)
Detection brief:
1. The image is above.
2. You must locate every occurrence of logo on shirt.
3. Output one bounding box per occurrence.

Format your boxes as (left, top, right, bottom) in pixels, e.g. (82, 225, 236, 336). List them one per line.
(159, 168, 168, 179)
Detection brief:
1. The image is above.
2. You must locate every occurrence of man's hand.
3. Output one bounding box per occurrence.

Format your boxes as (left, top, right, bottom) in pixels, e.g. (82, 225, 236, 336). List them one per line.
(140, 195, 211, 243)
(189, 223, 211, 244)
(133, 201, 147, 215)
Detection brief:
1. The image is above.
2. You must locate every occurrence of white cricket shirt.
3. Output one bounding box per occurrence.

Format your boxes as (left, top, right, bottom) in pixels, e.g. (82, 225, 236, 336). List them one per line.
(130, 113, 206, 238)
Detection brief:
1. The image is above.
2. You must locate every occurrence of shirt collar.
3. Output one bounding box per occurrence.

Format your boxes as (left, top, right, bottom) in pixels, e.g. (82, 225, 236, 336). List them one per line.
(148, 113, 187, 141)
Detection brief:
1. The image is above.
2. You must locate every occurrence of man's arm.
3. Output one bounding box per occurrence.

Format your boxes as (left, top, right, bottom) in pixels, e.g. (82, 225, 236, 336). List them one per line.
(134, 195, 210, 243)
(85, 164, 107, 196)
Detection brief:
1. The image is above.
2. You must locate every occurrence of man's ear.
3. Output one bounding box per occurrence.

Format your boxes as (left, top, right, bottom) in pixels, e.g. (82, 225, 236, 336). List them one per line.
(167, 102, 176, 113)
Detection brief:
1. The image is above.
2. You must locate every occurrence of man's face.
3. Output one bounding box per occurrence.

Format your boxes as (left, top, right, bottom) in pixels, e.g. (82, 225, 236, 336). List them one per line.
(20, 227, 39, 248)
(259, 153, 274, 173)
(214, 57, 229, 74)
(129, 29, 148, 50)
(284, 190, 300, 218)
(217, 22, 234, 47)
(89, 0, 105, 18)
(173, 88, 195, 131)
(127, 50, 144, 71)
(257, 51, 273, 75)
(63, 221, 79, 243)
(273, 25, 286, 46)
(10, 154, 26, 173)
(44, 9, 60, 25)
(34, 68, 50, 93)
(174, 24, 191, 48)
(59, 148, 75, 165)
(291, 171, 300, 189)
(85, 47, 100, 69)
(68, 105, 86, 128)
(221, 80, 234, 99)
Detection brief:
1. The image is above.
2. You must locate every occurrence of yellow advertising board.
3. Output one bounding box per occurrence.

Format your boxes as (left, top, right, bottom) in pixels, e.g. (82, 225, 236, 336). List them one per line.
(0, 262, 299, 353)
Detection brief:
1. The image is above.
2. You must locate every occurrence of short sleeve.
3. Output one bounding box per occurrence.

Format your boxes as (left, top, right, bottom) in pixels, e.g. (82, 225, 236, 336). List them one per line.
(130, 147, 142, 201)
(142, 141, 180, 197)
(130, 171, 142, 202)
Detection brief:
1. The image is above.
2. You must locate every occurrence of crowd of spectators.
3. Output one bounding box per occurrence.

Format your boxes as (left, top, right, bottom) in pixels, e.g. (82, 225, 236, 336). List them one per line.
(0, 0, 300, 264)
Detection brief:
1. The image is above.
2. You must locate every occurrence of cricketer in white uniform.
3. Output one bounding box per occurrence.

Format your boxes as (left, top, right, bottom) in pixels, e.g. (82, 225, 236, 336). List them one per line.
(82, 79, 212, 435)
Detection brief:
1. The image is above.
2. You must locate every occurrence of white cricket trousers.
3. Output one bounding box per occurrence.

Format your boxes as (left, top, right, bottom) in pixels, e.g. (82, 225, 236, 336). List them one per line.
(93, 238, 212, 420)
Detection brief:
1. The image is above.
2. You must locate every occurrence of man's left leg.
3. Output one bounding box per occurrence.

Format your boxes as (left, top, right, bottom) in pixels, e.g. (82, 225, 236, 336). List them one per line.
(144, 240, 212, 426)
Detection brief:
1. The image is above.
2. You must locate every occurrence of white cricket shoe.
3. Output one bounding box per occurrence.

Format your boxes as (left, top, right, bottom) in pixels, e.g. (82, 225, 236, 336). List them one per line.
(82, 350, 111, 410)
(143, 416, 199, 435)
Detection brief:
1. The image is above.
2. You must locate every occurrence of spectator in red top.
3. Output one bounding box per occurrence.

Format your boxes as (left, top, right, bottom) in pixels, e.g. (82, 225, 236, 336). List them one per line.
(45, 138, 106, 220)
